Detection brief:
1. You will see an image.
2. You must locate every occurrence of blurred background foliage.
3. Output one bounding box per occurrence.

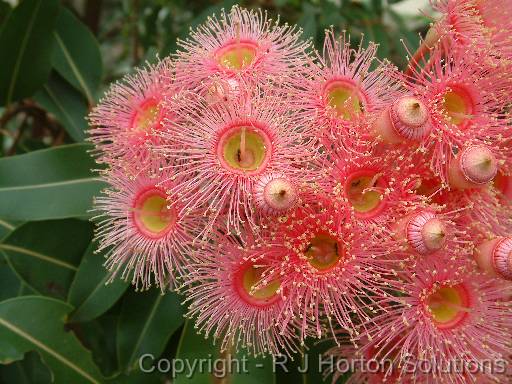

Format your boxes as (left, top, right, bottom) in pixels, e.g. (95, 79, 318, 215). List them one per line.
(0, 0, 431, 383)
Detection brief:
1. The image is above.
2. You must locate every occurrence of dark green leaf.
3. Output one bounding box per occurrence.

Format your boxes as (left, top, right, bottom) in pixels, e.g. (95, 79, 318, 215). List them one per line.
(117, 288, 184, 372)
(75, 314, 119, 377)
(297, 3, 317, 41)
(173, 320, 218, 384)
(0, 220, 93, 299)
(52, 7, 103, 105)
(68, 242, 129, 323)
(0, 254, 22, 301)
(0, 296, 103, 383)
(0, 144, 107, 221)
(0, 351, 52, 384)
(0, 218, 15, 239)
(0, 0, 59, 105)
(33, 72, 89, 142)
(0, 1, 11, 26)
(174, 320, 275, 384)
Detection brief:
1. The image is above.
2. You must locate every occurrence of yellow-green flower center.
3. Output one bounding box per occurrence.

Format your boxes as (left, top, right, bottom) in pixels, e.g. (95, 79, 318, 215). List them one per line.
(305, 234, 343, 271)
(325, 80, 364, 120)
(442, 85, 474, 127)
(346, 172, 384, 214)
(132, 99, 161, 132)
(425, 284, 470, 329)
(219, 126, 271, 174)
(133, 189, 176, 237)
(217, 42, 257, 70)
(242, 265, 280, 301)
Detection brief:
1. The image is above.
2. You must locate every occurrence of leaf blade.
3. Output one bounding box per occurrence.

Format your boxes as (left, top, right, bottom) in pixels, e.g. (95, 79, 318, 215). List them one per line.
(0, 0, 59, 105)
(0, 144, 106, 221)
(0, 220, 93, 299)
(52, 7, 103, 104)
(68, 242, 129, 323)
(0, 296, 103, 383)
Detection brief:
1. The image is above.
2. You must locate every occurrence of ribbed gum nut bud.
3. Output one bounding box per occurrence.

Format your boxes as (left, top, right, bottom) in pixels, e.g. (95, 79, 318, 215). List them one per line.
(474, 237, 512, 280)
(406, 211, 447, 255)
(254, 173, 297, 215)
(449, 145, 498, 189)
(264, 178, 297, 211)
(373, 96, 430, 143)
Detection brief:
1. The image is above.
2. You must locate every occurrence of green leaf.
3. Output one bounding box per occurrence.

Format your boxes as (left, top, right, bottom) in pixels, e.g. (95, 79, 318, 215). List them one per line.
(33, 72, 88, 142)
(0, 144, 107, 221)
(0, 351, 52, 384)
(0, 255, 22, 301)
(0, 218, 15, 239)
(117, 288, 184, 373)
(75, 314, 119, 377)
(0, 1, 11, 26)
(174, 320, 275, 384)
(297, 3, 317, 42)
(0, 220, 93, 299)
(0, 0, 59, 106)
(0, 296, 103, 383)
(68, 242, 129, 323)
(52, 7, 103, 105)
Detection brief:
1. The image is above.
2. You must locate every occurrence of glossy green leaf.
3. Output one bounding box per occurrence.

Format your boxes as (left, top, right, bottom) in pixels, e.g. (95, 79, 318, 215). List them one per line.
(0, 255, 22, 301)
(52, 7, 103, 105)
(0, 296, 103, 383)
(0, 220, 93, 299)
(68, 242, 129, 323)
(0, 218, 15, 239)
(297, 3, 317, 41)
(0, 144, 107, 221)
(34, 72, 88, 142)
(174, 320, 275, 384)
(76, 314, 119, 377)
(0, 351, 52, 384)
(0, 1, 11, 26)
(0, 0, 59, 105)
(117, 288, 185, 372)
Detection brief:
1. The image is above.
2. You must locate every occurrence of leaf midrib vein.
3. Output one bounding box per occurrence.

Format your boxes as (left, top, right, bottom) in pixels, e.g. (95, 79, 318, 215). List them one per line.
(0, 317, 100, 384)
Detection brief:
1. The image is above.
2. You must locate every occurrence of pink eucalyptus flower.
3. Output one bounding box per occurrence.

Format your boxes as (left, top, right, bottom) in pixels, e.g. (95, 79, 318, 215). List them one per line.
(156, 85, 320, 237)
(181, 228, 300, 356)
(175, 5, 312, 94)
(88, 58, 174, 164)
(292, 30, 404, 144)
(360, 257, 512, 384)
(92, 161, 206, 291)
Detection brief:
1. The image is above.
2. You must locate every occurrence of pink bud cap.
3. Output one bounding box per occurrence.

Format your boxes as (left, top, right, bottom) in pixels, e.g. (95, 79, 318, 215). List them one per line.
(406, 211, 447, 255)
(475, 237, 512, 280)
(373, 96, 430, 143)
(449, 145, 498, 189)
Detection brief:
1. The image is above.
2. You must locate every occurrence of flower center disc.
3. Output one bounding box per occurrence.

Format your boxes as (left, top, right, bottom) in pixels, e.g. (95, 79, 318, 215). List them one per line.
(237, 264, 281, 307)
(442, 85, 474, 128)
(217, 41, 258, 70)
(133, 188, 176, 238)
(131, 98, 162, 133)
(345, 171, 386, 217)
(425, 284, 470, 330)
(218, 125, 271, 175)
(324, 79, 364, 120)
(305, 234, 344, 272)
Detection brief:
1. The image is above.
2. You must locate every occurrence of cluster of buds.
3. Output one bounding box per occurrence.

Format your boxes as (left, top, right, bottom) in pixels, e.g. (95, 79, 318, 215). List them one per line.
(89, 3, 512, 383)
